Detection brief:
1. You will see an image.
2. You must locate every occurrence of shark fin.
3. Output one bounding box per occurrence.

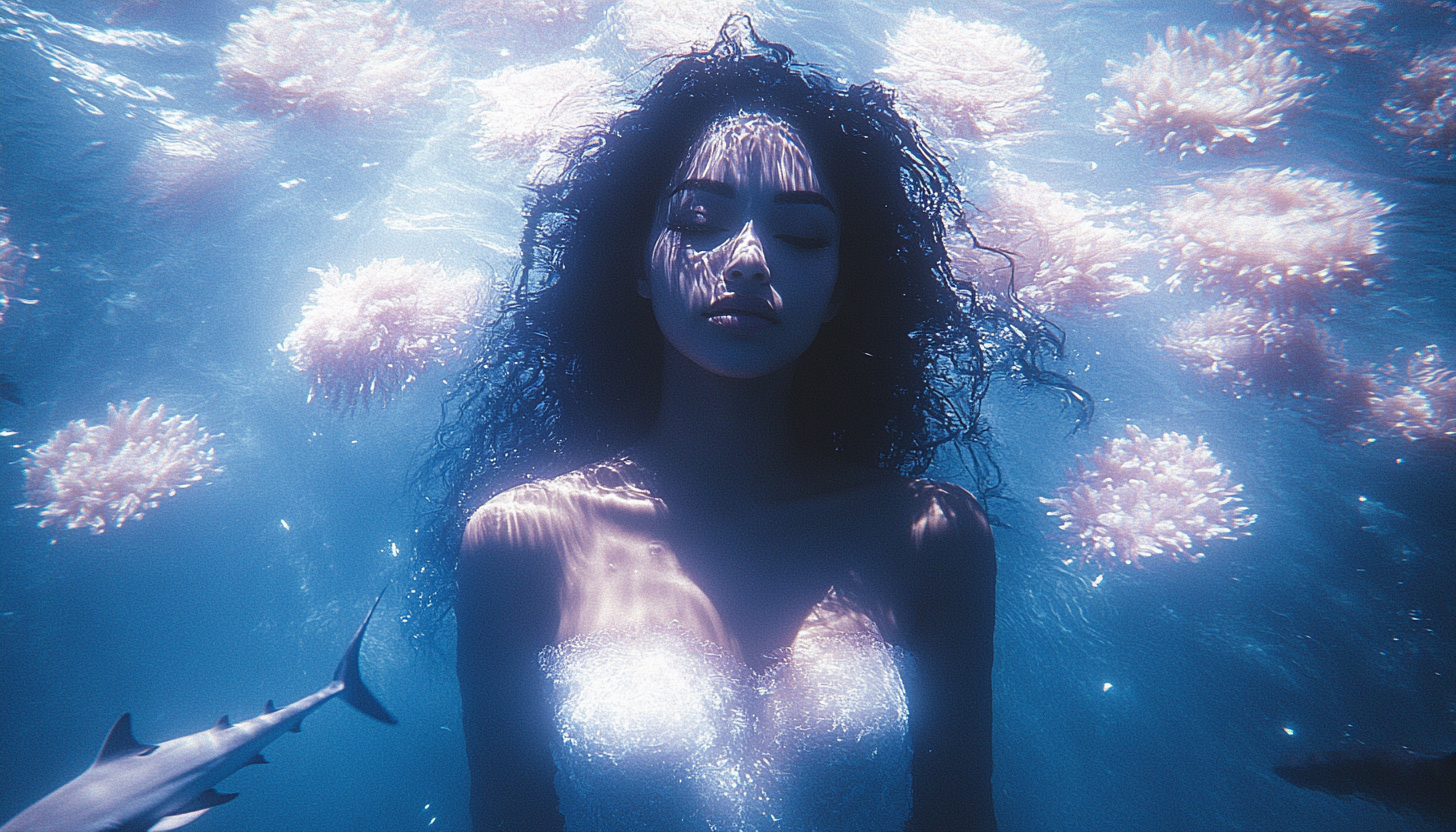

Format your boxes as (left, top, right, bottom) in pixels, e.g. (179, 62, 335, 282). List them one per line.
(212, 715, 231, 730)
(245, 753, 268, 766)
(94, 713, 159, 766)
(263, 699, 277, 714)
(332, 591, 398, 725)
(288, 719, 302, 733)
(147, 790, 237, 831)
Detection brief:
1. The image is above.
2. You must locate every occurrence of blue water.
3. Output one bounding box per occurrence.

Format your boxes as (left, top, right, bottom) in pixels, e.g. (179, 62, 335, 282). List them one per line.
(1, 2, 1452, 831)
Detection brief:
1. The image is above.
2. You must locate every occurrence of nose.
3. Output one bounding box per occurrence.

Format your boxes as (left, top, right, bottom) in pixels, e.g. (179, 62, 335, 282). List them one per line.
(722, 220, 769, 286)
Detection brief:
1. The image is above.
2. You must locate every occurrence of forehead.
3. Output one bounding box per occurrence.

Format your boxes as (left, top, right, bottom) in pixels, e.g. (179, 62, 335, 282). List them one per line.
(676, 112, 822, 194)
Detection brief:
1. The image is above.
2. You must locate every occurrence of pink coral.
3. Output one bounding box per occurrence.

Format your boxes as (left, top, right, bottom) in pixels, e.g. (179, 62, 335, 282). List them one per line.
(609, 0, 760, 57)
(1159, 168, 1389, 306)
(470, 58, 627, 184)
(1380, 45, 1456, 160)
(948, 166, 1150, 316)
(20, 399, 220, 534)
(1235, 0, 1381, 55)
(218, 0, 445, 120)
(132, 111, 273, 204)
(877, 9, 1049, 145)
(280, 258, 483, 408)
(1160, 300, 1350, 393)
(1098, 25, 1319, 158)
(0, 210, 38, 324)
(1366, 346, 1456, 442)
(1041, 425, 1256, 568)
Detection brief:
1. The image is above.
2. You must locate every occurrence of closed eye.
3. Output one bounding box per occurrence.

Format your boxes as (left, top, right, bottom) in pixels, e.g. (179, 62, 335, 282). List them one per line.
(774, 234, 832, 249)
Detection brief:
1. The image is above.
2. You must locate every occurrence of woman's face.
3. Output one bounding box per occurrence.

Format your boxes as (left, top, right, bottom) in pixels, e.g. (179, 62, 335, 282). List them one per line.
(642, 112, 840, 379)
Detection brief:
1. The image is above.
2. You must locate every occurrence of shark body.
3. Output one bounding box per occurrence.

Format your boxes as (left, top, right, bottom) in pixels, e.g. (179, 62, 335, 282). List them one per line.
(1277, 748, 1456, 826)
(1, 596, 396, 832)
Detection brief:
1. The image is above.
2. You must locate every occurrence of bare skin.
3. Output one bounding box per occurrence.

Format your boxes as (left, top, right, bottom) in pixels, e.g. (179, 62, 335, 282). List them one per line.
(456, 113, 996, 831)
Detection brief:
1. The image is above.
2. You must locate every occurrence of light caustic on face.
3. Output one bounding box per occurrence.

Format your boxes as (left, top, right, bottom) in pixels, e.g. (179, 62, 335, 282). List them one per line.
(643, 113, 840, 379)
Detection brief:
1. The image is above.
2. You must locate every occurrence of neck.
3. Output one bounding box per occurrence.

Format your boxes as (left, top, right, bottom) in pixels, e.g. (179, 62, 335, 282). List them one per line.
(633, 346, 798, 495)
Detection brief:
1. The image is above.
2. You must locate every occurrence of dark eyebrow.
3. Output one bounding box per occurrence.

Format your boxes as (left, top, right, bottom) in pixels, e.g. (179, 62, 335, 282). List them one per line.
(775, 190, 835, 212)
(669, 178, 736, 198)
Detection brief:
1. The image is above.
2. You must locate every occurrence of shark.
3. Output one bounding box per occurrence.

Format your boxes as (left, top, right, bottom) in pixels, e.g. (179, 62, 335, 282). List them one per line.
(1277, 747, 1456, 827)
(1, 596, 397, 832)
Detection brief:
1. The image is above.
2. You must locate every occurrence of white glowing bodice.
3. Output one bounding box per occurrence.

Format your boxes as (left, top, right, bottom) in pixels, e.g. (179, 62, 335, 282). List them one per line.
(541, 628, 912, 831)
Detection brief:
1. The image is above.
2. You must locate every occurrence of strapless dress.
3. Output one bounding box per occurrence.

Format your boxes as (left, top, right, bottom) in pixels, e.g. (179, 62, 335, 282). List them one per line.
(541, 627, 912, 831)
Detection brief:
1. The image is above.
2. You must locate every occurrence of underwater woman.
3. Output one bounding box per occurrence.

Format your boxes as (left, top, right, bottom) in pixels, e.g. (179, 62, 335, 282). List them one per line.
(432, 17, 1000, 831)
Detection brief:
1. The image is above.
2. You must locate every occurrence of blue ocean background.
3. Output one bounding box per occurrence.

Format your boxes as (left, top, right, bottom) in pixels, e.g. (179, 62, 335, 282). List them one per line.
(1, 1, 1452, 830)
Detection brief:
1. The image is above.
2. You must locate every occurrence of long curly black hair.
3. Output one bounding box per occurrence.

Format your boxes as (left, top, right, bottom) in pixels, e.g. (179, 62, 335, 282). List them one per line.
(410, 16, 1077, 626)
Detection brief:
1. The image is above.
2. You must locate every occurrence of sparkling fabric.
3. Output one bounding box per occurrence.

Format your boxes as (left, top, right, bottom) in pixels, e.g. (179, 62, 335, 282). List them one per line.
(541, 628, 912, 831)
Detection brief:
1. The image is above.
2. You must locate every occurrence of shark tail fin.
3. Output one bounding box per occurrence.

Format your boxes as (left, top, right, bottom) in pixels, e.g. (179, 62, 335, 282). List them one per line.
(332, 591, 398, 725)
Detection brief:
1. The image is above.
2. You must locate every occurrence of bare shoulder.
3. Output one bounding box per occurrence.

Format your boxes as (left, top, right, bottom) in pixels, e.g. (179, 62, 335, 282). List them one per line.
(461, 458, 661, 559)
(906, 479, 993, 552)
(462, 479, 558, 557)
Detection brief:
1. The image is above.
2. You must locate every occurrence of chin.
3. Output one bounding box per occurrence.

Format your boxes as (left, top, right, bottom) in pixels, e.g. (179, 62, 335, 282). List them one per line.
(701, 360, 790, 380)
(680, 349, 794, 380)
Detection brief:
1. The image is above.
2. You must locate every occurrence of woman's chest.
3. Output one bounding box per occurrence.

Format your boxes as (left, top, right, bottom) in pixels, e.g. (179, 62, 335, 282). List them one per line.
(551, 481, 913, 662)
(542, 626, 914, 831)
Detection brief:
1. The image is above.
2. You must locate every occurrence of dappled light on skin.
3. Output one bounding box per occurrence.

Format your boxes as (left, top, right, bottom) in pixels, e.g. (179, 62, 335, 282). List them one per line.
(646, 113, 839, 381)
(608, 0, 761, 58)
(1040, 425, 1255, 568)
(492, 460, 913, 832)
(877, 8, 1050, 146)
(1098, 25, 1319, 158)
(678, 113, 821, 196)
(279, 259, 483, 410)
(1235, 0, 1381, 55)
(469, 58, 627, 185)
(1380, 45, 1456, 160)
(1365, 346, 1456, 443)
(1157, 168, 1389, 308)
(20, 398, 220, 534)
(131, 111, 273, 205)
(217, 0, 446, 120)
(949, 165, 1151, 317)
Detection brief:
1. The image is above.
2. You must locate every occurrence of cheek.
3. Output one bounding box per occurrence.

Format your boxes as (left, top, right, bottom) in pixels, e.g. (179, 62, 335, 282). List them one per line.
(648, 231, 719, 308)
(787, 249, 841, 316)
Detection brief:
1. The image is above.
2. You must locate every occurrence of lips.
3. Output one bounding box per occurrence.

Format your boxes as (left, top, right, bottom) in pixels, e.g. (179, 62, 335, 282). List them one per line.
(703, 294, 780, 324)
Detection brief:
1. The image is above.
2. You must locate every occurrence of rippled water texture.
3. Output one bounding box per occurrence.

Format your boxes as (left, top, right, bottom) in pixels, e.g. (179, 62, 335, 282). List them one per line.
(1, 1, 1452, 830)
